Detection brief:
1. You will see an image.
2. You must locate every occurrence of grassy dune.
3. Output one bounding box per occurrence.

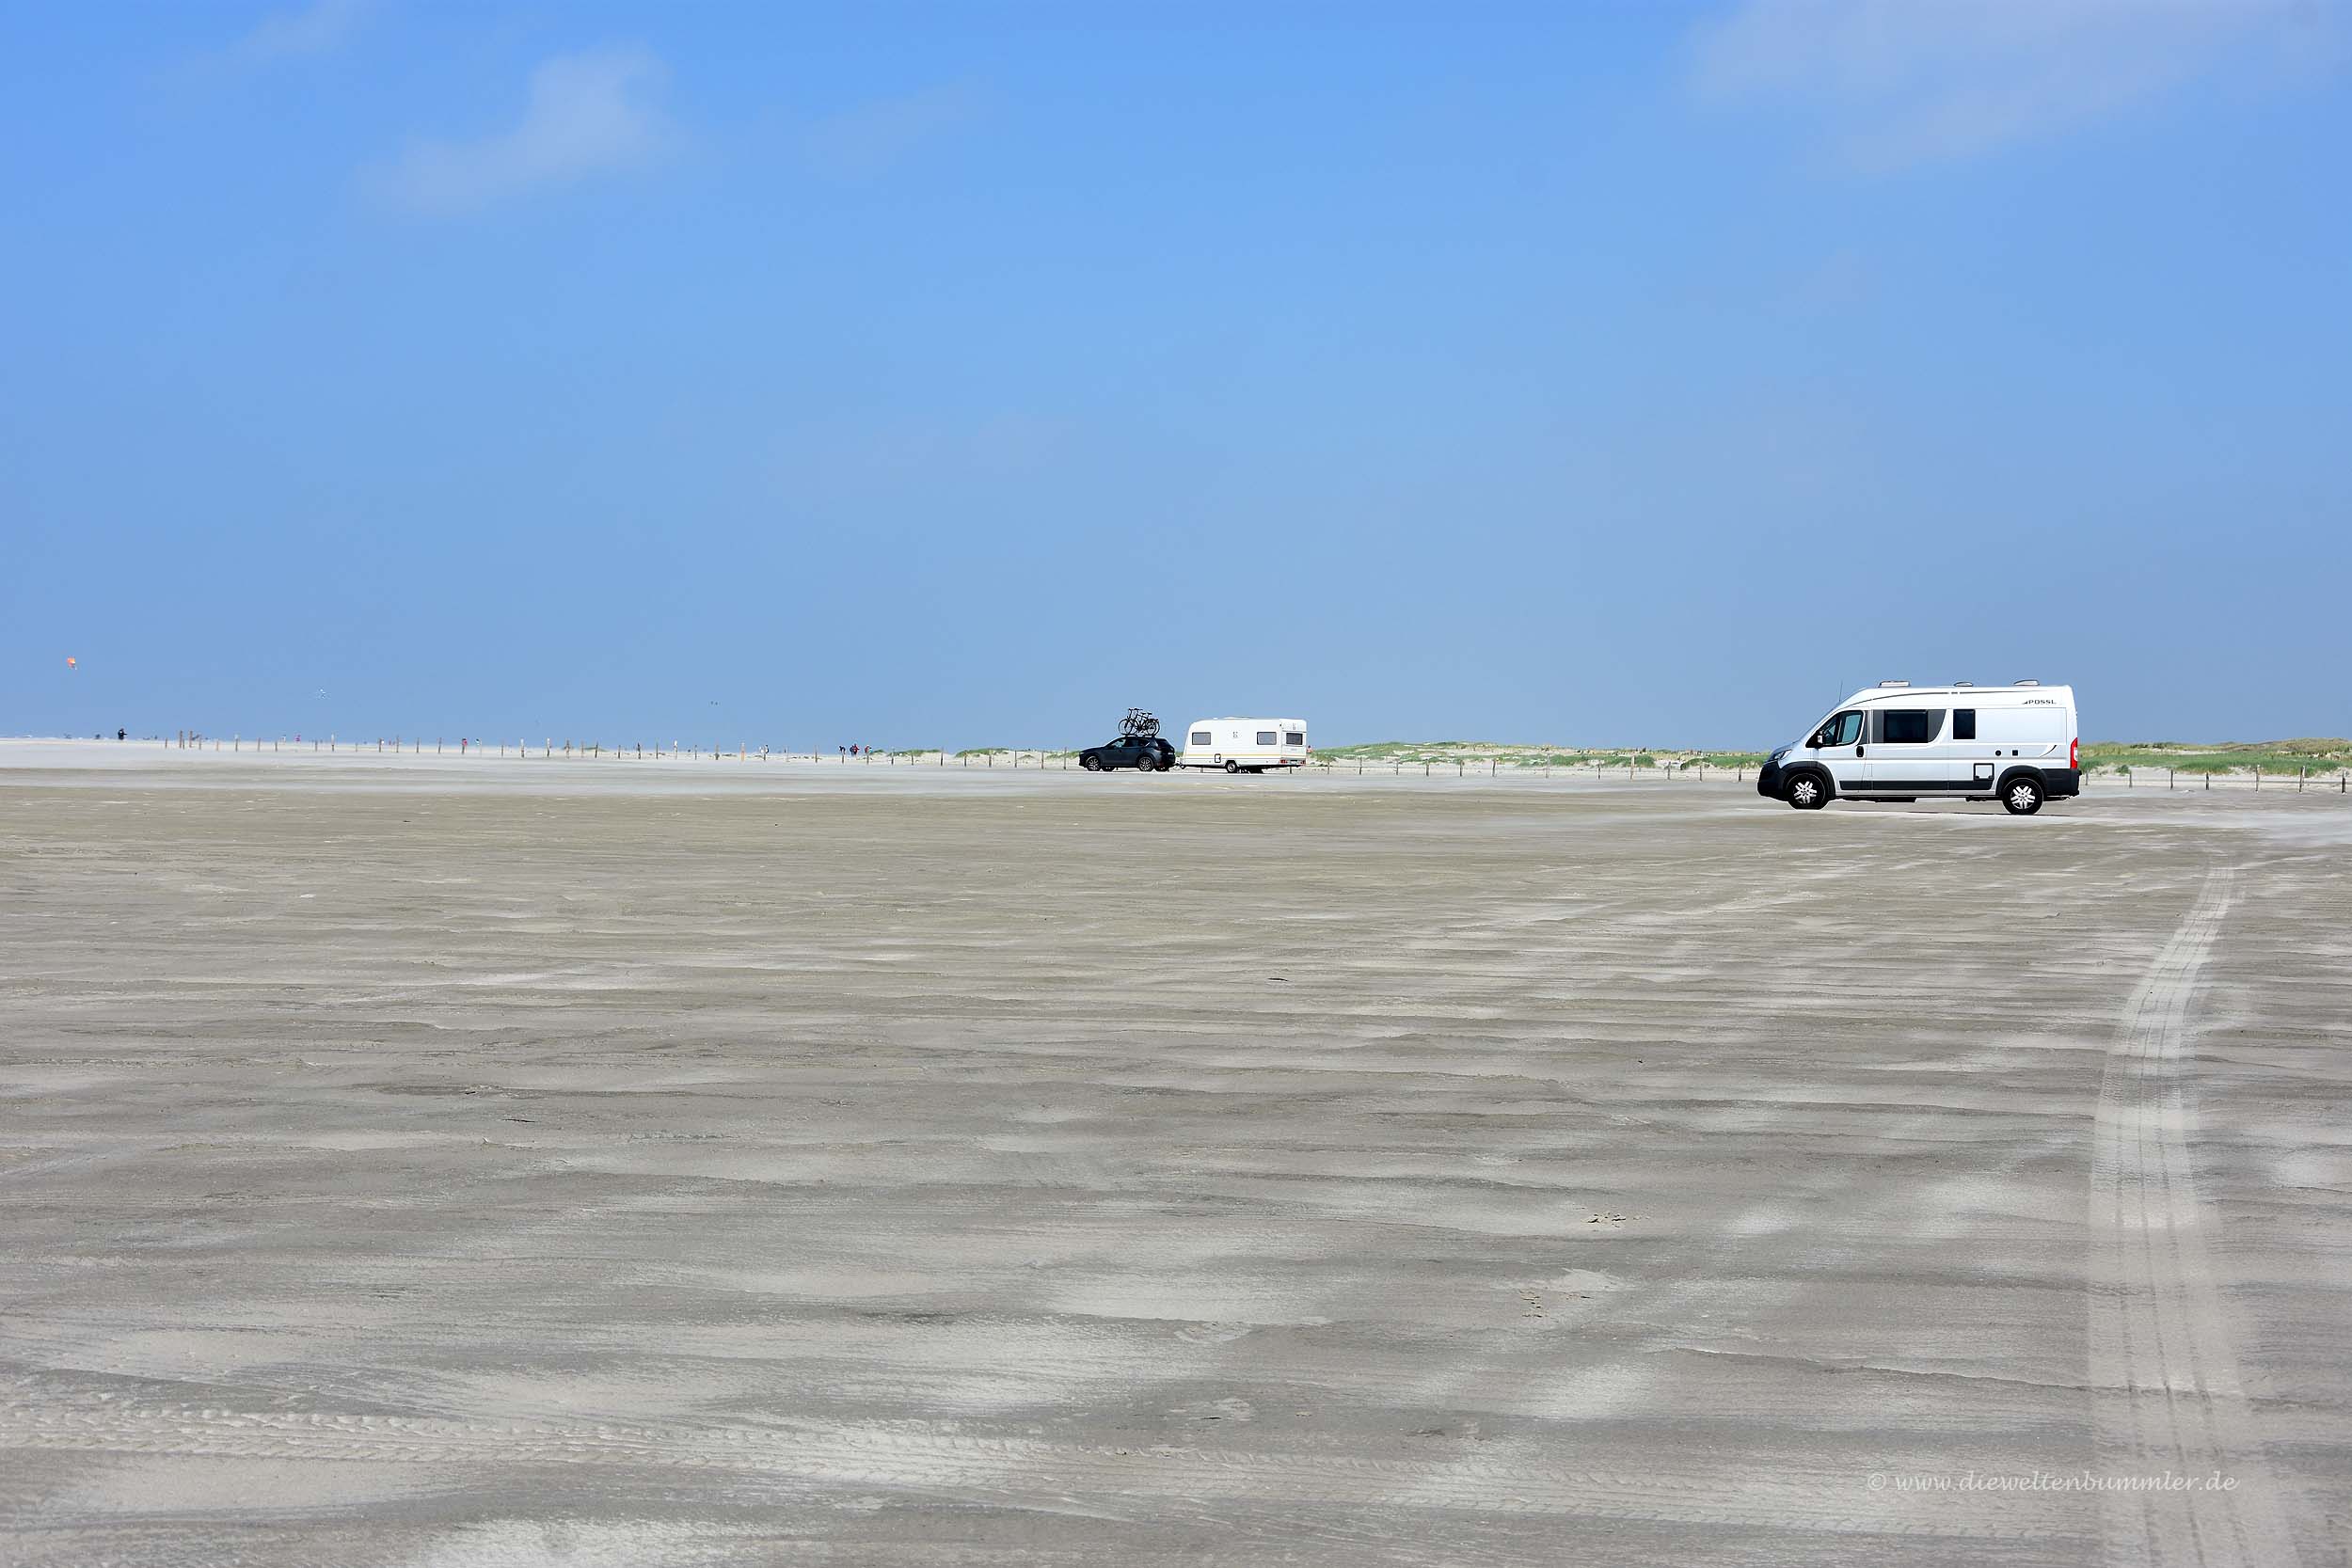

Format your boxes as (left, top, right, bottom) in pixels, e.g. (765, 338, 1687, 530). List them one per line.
(1311, 741, 1768, 770)
(2082, 739, 2350, 775)
(850, 739, 2350, 777)
(1311, 738, 2352, 777)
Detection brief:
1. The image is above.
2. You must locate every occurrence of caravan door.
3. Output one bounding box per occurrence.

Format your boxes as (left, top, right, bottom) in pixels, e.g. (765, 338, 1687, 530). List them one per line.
(1870, 706, 1952, 794)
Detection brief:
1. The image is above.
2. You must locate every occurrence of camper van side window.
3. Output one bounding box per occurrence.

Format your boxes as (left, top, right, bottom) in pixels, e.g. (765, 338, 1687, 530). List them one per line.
(1190, 731, 1211, 746)
(1953, 709, 1977, 741)
(1255, 731, 1278, 746)
(1878, 709, 1939, 745)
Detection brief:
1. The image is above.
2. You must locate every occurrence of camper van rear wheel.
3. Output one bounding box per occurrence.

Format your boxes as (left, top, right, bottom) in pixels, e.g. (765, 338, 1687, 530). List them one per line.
(1224, 759, 1241, 774)
(1787, 772, 1827, 810)
(2002, 775, 2045, 816)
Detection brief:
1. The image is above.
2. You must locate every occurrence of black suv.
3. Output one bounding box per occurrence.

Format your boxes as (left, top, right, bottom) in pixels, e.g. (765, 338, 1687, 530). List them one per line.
(1079, 736, 1175, 772)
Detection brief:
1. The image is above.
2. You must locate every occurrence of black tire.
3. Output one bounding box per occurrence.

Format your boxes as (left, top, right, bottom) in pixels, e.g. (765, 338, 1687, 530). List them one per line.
(1224, 759, 1241, 774)
(2002, 774, 2045, 816)
(1081, 753, 1102, 771)
(1135, 752, 1156, 773)
(1786, 770, 1829, 811)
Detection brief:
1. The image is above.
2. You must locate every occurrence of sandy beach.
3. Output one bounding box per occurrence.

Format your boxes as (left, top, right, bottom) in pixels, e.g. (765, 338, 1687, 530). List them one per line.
(2, 743, 2346, 1565)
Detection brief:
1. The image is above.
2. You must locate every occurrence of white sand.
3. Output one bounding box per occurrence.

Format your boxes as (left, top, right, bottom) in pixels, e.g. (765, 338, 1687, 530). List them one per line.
(3, 745, 2346, 1565)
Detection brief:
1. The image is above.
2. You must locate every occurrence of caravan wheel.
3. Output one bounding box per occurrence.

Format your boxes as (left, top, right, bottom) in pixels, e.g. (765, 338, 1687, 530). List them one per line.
(1224, 760, 1241, 774)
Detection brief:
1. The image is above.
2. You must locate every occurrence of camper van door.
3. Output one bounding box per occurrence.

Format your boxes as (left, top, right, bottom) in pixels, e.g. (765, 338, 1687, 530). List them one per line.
(1810, 707, 1867, 792)
(1871, 705, 1952, 792)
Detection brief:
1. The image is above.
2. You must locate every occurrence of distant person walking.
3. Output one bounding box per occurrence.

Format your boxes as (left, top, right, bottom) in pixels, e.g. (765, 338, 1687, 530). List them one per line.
(116, 728, 124, 741)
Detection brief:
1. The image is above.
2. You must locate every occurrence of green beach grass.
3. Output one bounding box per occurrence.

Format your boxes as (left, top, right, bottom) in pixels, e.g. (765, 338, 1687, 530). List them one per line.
(2083, 740, 2349, 775)
(1305, 738, 2346, 777)
(1311, 741, 1767, 769)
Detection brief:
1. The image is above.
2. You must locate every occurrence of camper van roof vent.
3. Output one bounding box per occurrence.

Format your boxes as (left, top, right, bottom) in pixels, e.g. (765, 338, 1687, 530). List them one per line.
(1952, 681, 1975, 687)
(1878, 679, 1911, 688)
(2013, 679, 2041, 687)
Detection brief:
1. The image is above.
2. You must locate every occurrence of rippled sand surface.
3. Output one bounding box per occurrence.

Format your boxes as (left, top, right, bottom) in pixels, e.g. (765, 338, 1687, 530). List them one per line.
(4, 747, 2346, 1565)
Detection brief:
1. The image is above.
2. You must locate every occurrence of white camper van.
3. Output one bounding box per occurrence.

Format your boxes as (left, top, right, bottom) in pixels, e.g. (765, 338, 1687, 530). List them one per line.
(1757, 682, 2079, 815)
(1177, 718, 1310, 773)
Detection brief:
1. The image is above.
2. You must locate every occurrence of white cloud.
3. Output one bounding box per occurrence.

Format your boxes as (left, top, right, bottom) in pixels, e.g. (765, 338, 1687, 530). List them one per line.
(800, 85, 978, 182)
(1692, 0, 2329, 169)
(232, 0, 370, 63)
(183, 0, 368, 81)
(374, 48, 675, 217)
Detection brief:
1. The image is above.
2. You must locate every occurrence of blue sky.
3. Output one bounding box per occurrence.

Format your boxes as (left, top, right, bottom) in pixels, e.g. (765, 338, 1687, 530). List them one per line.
(4, 0, 2346, 748)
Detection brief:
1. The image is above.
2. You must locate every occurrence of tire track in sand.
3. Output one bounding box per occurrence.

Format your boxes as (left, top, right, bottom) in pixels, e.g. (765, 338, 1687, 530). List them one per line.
(2089, 868, 2297, 1568)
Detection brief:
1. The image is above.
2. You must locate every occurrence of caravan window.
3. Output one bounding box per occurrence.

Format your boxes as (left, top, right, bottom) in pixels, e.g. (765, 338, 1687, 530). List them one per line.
(1255, 731, 1278, 746)
(1190, 731, 1211, 746)
(1876, 709, 1942, 745)
(1285, 731, 1305, 746)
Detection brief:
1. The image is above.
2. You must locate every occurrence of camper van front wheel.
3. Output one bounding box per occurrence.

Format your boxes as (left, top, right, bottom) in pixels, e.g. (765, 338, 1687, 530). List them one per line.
(2002, 776, 2045, 816)
(1787, 772, 1827, 810)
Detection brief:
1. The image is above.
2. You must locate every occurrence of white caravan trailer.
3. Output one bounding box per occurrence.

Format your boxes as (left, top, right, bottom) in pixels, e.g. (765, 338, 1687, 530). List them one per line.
(1756, 681, 2079, 815)
(1178, 718, 1310, 773)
